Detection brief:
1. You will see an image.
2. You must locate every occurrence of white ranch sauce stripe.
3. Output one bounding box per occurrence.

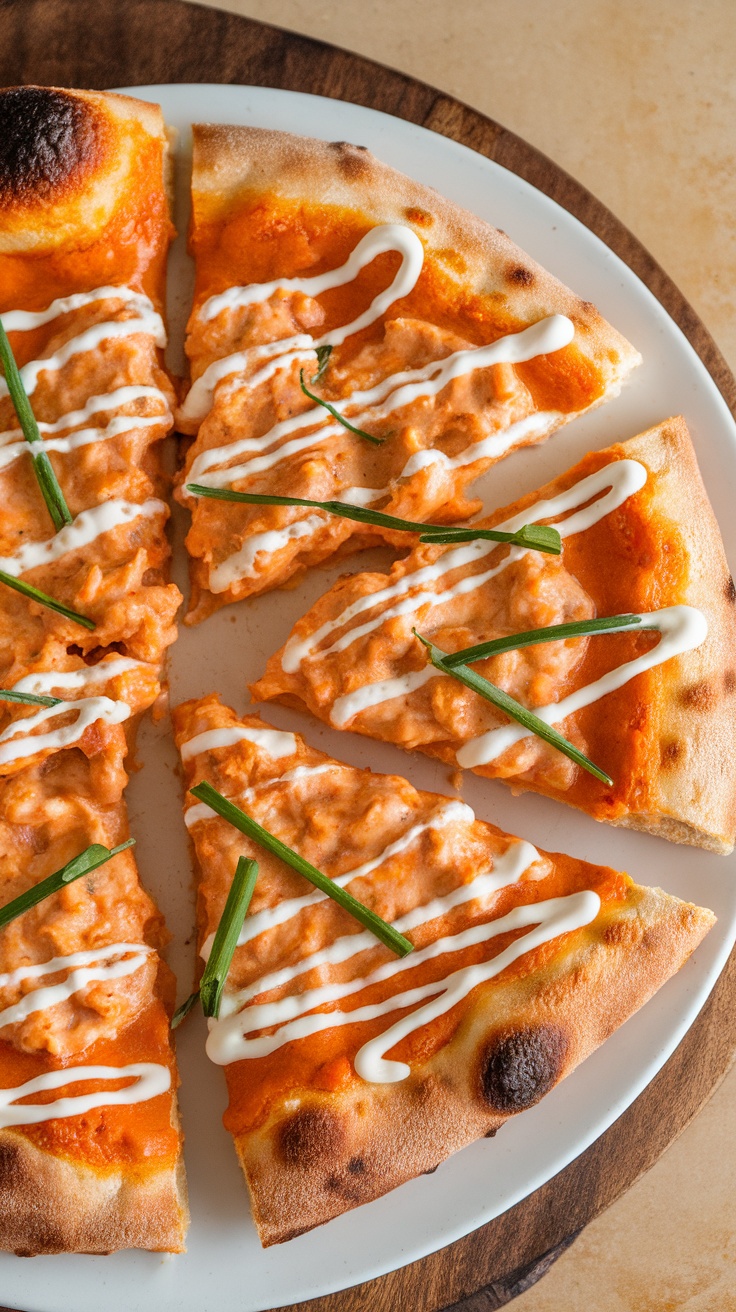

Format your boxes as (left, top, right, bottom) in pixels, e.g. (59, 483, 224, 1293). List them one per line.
(0, 943, 152, 1030)
(12, 656, 152, 697)
(0, 497, 167, 577)
(0, 1063, 171, 1129)
(0, 696, 130, 765)
(0, 286, 153, 333)
(207, 885, 600, 1080)
(0, 414, 169, 472)
(180, 724, 297, 763)
(0, 386, 169, 447)
(283, 458, 648, 673)
(209, 514, 326, 593)
(218, 838, 541, 1017)
(195, 800, 475, 958)
(0, 309, 166, 401)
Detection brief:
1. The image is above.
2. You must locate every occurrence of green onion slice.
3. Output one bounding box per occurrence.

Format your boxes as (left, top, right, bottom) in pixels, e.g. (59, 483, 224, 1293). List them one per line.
(189, 781, 413, 959)
(184, 485, 562, 556)
(442, 613, 648, 668)
(199, 856, 258, 1019)
(311, 345, 333, 384)
(0, 569, 95, 630)
(171, 990, 200, 1030)
(0, 838, 135, 931)
(414, 631, 612, 786)
(0, 322, 73, 532)
(299, 370, 384, 446)
(0, 689, 62, 708)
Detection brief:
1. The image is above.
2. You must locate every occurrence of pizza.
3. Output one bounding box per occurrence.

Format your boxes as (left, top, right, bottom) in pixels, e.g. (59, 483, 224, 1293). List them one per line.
(0, 86, 187, 1253)
(173, 694, 714, 1245)
(175, 125, 640, 621)
(253, 416, 736, 854)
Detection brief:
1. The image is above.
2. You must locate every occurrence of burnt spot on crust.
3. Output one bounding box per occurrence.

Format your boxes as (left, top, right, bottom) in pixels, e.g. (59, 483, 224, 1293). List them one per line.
(724, 670, 736, 695)
(277, 1106, 346, 1169)
(346, 1155, 365, 1175)
(329, 141, 371, 179)
(725, 575, 736, 605)
(0, 87, 105, 208)
(681, 679, 717, 712)
(660, 739, 684, 768)
(479, 1025, 569, 1113)
(507, 264, 534, 286)
(404, 206, 434, 228)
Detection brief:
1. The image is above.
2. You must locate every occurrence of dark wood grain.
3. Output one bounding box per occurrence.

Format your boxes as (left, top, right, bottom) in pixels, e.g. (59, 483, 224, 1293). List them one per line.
(0, 2, 734, 1309)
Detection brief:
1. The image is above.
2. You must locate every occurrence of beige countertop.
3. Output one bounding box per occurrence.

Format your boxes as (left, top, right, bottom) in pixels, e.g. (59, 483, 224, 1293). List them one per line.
(196, 3, 736, 1306)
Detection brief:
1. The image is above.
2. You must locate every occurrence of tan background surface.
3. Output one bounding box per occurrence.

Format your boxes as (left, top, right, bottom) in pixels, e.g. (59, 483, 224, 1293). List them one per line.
(196, 2, 736, 1307)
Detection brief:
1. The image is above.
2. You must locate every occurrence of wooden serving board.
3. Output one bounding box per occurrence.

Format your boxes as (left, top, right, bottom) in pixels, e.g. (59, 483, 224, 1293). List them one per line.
(1, 2, 735, 1308)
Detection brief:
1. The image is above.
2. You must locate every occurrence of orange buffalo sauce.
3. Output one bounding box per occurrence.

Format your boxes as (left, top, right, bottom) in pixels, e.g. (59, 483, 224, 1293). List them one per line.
(2, 999, 180, 1173)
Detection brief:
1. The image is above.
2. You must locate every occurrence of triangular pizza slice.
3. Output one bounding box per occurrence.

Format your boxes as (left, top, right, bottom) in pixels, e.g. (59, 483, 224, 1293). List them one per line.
(176, 125, 640, 620)
(253, 416, 736, 853)
(173, 696, 713, 1245)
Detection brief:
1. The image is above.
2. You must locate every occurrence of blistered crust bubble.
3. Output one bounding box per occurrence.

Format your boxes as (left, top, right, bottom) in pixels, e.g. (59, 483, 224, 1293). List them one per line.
(0, 87, 103, 208)
(479, 1024, 569, 1112)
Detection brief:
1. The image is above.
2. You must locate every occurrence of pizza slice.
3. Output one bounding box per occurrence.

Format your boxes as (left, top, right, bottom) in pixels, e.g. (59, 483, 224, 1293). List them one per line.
(0, 86, 188, 1252)
(0, 85, 181, 687)
(173, 695, 713, 1245)
(176, 125, 640, 620)
(253, 416, 736, 854)
(0, 706, 187, 1254)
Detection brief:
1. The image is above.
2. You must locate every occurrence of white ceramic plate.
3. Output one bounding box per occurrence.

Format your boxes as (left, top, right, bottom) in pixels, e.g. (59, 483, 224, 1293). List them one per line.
(2, 83, 735, 1312)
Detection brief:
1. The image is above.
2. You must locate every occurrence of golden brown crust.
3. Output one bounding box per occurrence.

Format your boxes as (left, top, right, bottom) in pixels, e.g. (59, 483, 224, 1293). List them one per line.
(0, 1125, 188, 1255)
(242, 881, 712, 1245)
(190, 124, 640, 393)
(0, 86, 167, 254)
(607, 418, 736, 853)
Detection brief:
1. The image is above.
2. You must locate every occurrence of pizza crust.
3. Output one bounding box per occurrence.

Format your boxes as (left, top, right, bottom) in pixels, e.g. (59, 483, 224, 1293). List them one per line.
(0, 1121, 188, 1255)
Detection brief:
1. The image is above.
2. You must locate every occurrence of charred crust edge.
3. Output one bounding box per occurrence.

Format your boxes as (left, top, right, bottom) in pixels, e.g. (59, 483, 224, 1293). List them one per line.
(479, 1024, 569, 1113)
(0, 87, 105, 207)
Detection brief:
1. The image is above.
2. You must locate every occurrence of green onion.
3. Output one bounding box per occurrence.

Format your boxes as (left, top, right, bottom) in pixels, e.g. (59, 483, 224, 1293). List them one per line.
(172, 857, 259, 1029)
(189, 781, 413, 958)
(422, 523, 562, 551)
(0, 322, 73, 532)
(0, 838, 135, 931)
(0, 689, 62, 708)
(0, 569, 95, 630)
(299, 370, 384, 446)
(200, 856, 258, 1019)
(442, 614, 648, 668)
(185, 485, 561, 556)
(311, 345, 333, 384)
(414, 631, 612, 786)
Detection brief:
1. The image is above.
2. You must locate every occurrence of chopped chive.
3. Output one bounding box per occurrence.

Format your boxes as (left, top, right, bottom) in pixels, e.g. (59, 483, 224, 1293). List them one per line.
(442, 614, 648, 668)
(200, 856, 258, 1019)
(0, 689, 62, 708)
(171, 990, 200, 1030)
(0, 838, 135, 931)
(414, 630, 613, 786)
(190, 782, 413, 959)
(0, 569, 95, 629)
(311, 344, 333, 384)
(422, 523, 562, 552)
(299, 370, 384, 446)
(0, 322, 73, 532)
(184, 485, 562, 556)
